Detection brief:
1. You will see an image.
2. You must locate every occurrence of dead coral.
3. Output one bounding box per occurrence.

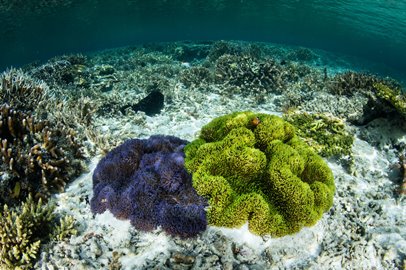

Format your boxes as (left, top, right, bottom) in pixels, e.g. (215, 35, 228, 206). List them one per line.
(0, 104, 84, 206)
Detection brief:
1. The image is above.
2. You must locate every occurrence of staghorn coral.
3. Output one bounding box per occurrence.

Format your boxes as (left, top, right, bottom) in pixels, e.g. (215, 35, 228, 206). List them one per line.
(0, 195, 77, 270)
(184, 111, 335, 237)
(28, 56, 88, 88)
(207, 40, 241, 62)
(0, 104, 85, 206)
(90, 135, 207, 238)
(179, 66, 214, 88)
(0, 68, 48, 112)
(52, 215, 77, 241)
(328, 71, 379, 97)
(214, 54, 289, 94)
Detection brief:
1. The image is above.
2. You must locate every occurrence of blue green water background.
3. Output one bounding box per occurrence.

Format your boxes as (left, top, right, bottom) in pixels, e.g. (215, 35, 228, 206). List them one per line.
(0, 0, 405, 81)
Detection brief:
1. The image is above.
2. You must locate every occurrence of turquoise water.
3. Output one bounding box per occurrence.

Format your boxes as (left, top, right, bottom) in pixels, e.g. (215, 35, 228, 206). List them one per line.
(0, 0, 405, 81)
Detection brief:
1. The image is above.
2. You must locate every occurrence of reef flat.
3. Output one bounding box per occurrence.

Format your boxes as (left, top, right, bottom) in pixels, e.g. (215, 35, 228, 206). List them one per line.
(0, 41, 405, 269)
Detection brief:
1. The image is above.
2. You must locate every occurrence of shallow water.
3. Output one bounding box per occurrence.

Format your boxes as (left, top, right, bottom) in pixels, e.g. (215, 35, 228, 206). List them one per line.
(0, 2, 405, 269)
(0, 0, 405, 81)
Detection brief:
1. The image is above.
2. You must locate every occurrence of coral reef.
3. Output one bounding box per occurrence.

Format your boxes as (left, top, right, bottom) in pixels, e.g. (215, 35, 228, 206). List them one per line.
(184, 111, 335, 236)
(0, 104, 84, 206)
(207, 41, 241, 62)
(328, 71, 379, 97)
(399, 155, 406, 197)
(180, 66, 214, 88)
(90, 135, 207, 238)
(0, 68, 48, 112)
(373, 82, 406, 120)
(283, 111, 354, 158)
(325, 72, 405, 124)
(0, 195, 76, 270)
(0, 69, 87, 205)
(52, 215, 77, 241)
(286, 47, 318, 62)
(27, 55, 88, 88)
(214, 54, 288, 94)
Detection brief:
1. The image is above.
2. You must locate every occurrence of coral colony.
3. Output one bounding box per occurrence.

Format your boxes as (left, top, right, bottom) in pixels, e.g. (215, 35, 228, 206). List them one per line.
(91, 112, 335, 238)
(184, 112, 335, 236)
(90, 135, 208, 238)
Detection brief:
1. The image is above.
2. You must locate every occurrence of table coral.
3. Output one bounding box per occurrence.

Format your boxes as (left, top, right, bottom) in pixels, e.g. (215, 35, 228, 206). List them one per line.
(90, 135, 207, 238)
(184, 111, 335, 237)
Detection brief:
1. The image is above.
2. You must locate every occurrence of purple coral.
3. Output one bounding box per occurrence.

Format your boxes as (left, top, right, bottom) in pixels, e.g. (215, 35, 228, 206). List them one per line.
(90, 135, 207, 238)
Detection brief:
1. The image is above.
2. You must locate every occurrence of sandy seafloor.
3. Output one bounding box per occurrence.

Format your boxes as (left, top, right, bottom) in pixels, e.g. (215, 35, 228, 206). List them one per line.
(18, 41, 405, 269)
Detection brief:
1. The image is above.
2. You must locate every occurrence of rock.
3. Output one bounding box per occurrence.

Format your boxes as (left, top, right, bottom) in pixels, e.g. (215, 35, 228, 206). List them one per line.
(120, 91, 165, 116)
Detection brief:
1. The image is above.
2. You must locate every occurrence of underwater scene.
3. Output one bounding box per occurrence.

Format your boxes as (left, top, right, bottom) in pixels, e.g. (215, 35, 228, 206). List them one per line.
(0, 1, 405, 270)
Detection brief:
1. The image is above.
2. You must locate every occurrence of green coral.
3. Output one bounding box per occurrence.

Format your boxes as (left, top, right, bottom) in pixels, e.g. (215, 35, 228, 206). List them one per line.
(374, 82, 406, 119)
(283, 112, 354, 158)
(185, 111, 335, 237)
(53, 215, 77, 241)
(0, 196, 76, 269)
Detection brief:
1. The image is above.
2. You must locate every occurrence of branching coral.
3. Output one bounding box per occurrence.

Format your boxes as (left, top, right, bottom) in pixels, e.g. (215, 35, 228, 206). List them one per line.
(328, 71, 379, 97)
(0, 68, 48, 112)
(180, 66, 214, 88)
(373, 82, 406, 120)
(0, 195, 77, 269)
(214, 54, 288, 94)
(0, 69, 86, 206)
(90, 135, 207, 238)
(283, 111, 354, 158)
(0, 104, 85, 206)
(184, 111, 335, 237)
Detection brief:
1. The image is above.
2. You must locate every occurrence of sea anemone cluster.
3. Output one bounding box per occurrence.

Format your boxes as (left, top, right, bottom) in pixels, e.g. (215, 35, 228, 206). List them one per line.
(184, 111, 335, 237)
(90, 135, 208, 238)
(91, 112, 335, 238)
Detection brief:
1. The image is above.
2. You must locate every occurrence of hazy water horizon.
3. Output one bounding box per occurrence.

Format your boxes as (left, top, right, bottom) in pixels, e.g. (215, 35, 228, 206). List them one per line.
(0, 0, 405, 81)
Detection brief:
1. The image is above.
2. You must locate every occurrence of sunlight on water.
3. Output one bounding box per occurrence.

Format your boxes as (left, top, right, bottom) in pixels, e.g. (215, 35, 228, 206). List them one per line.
(0, 0, 405, 80)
